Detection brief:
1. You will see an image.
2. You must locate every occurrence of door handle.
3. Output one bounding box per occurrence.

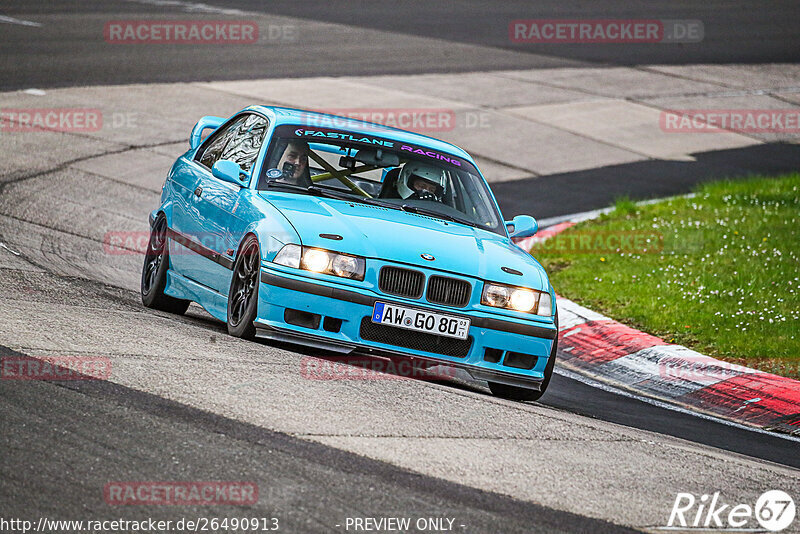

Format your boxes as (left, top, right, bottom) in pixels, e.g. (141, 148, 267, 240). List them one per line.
(194, 186, 203, 197)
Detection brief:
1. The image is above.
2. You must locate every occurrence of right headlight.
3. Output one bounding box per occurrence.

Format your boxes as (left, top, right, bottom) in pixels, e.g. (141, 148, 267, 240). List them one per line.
(481, 282, 552, 316)
(273, 244, 365, 281)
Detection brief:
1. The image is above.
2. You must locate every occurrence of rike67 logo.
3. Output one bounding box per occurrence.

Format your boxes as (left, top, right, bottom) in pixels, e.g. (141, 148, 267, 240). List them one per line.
(667, 490, 796, 532)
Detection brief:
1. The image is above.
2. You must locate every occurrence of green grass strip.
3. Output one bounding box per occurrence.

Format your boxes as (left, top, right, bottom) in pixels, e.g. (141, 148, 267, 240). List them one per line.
(533, 174, 800, 378)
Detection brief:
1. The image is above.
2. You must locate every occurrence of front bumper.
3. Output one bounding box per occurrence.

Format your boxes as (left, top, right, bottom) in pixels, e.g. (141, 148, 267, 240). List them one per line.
(256, 267, 557, 390)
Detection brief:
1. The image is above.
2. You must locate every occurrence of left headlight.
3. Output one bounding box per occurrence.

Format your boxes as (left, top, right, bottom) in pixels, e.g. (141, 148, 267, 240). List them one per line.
(274, 244, 365, 281)
(481, 282, 552, 316)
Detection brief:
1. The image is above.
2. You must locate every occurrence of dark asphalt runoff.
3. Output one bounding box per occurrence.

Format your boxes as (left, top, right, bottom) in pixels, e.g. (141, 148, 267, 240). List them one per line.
(543, 372, 800, 470)
(1, 0, 799, 90)
(493, 142, 800, 219)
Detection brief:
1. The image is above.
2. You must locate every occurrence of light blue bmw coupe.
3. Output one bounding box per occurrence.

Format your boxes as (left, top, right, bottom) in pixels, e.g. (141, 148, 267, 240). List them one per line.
(142, 106, 558, 400)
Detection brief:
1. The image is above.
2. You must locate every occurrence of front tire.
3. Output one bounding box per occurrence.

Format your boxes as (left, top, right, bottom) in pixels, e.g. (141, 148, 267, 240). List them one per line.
(489, 311, 559, 402)
(227, 235, 260, 339)
(141, 215, 190, 314)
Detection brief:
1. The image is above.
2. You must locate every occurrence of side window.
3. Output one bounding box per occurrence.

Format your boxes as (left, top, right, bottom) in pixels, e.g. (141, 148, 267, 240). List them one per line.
(196, 116, 245, 169)
(195, 114, 268, 172)
(219, 114, 268, 172)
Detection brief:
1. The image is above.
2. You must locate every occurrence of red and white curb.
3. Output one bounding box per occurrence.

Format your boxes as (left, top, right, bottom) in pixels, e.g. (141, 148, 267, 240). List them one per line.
(555, 298, 800, 436)
(514, 205, 800, 437)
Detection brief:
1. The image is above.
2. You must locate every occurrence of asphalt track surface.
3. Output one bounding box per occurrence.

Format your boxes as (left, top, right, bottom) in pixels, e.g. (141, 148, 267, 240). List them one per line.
(0, 347, 633, 534)
(1, 1, 800, 533)
(1, 0, 800, 90)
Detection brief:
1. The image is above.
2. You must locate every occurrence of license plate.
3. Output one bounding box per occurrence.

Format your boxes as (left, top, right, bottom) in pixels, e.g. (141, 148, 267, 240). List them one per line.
(371, 302, 470, 340)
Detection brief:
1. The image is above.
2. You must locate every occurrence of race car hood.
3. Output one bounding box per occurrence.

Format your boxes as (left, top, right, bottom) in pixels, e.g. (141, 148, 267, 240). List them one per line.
(260, 192, 548, 290)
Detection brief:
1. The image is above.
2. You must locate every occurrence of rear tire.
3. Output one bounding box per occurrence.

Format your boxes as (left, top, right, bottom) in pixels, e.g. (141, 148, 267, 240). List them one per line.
(489, 310, 559, 402)
(141, 215, 190, 315)
(227, 235, 260, 340)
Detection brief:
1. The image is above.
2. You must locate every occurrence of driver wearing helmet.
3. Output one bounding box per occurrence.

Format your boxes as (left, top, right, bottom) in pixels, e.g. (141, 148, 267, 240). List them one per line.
(396, 162, 447, 202)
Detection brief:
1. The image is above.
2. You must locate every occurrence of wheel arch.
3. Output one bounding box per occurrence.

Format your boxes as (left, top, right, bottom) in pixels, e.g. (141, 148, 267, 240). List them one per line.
(233, 231, 262, 264)
(150, 204, 174, 229)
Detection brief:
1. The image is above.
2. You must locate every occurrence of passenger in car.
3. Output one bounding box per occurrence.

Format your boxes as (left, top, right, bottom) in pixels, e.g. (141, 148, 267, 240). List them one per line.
(277, 140, 311, 185)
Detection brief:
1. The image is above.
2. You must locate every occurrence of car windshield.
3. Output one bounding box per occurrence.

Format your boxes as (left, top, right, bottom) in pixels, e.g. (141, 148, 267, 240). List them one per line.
(257, 124, 505, 235)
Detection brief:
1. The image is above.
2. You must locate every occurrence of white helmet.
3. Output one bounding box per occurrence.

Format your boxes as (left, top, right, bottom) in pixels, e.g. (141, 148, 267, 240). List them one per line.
(397, 162, 447, 201)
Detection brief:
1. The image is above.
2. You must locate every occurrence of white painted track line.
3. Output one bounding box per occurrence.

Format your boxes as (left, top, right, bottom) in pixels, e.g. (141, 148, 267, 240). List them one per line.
(0, 15, 42, 27)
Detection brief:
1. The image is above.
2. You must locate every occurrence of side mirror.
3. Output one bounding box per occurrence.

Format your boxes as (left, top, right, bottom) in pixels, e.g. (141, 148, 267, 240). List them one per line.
(212, 160, 249, 187)
(505, 215, 538, 239)
(190, 115, 225, 149)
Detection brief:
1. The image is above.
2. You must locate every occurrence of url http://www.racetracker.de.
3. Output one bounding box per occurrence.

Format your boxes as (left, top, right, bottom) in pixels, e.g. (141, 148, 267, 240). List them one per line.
(0, 516, 281, 533)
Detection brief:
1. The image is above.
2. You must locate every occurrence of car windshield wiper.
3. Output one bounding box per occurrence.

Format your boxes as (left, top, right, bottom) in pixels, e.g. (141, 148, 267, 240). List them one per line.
(266, 180, 402, 209)
(265, 181, 352, 199)
(265, 180, 321, 195)
(400, 204, 479, 228)
(308, 185, 371, 202)
(326, 191, 412, 213)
